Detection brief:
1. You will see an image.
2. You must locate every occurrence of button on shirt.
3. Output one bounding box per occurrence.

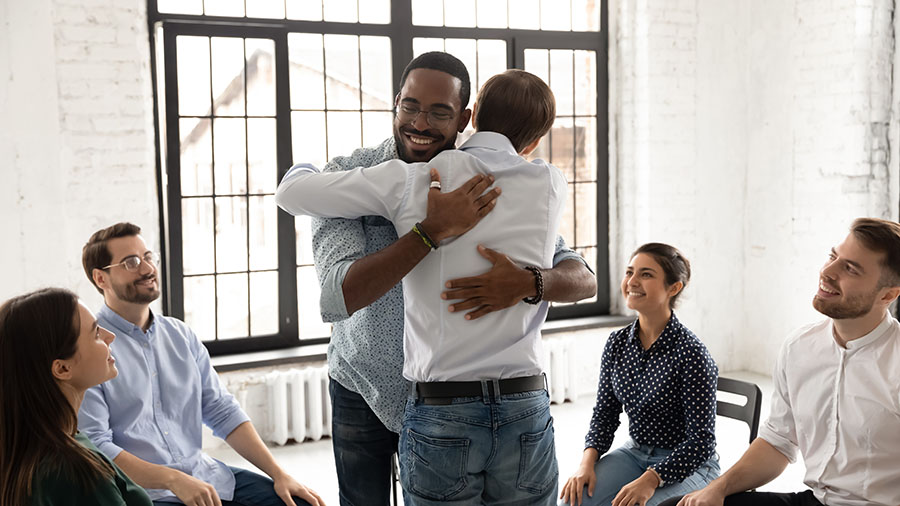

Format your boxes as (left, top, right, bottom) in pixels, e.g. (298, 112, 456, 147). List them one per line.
(279, 132, 572, 385)
(759, 313, 900, 506)
(585, 314, 718, 484)
(78, 305, 250, 502)
(302, 136, 584, 432)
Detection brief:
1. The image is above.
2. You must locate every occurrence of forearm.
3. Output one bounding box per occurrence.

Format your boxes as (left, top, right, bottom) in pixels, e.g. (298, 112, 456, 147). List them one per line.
(224, 421, 285, 479)
(708, 438, 789, 495)
(342, 230, 431, 315)
(541, 259, 597, 303)
(113, 450, 183, 490)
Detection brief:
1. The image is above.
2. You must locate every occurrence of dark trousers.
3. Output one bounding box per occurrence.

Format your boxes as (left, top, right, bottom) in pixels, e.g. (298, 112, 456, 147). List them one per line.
(152, 466, 311, 506)
(329, 378, 400, 506)
(659, 490, 823, 506)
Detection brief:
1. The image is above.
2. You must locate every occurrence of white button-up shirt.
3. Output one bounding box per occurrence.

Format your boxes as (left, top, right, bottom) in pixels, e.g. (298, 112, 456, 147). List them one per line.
(277, 131, 567, 382)
(759, 312, 900, 506)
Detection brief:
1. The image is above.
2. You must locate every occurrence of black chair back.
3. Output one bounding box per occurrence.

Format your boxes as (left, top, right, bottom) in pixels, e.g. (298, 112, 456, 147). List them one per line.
(716, 376, 762, 444)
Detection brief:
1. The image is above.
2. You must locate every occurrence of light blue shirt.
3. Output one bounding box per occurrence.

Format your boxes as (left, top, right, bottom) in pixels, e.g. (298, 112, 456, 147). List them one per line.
(78, 305, 250, 502)
(305, 136, 587, 432)
(279, 132, 571, 383)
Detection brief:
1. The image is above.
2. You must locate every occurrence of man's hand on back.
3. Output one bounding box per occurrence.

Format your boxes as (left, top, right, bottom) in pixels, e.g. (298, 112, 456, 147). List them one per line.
(441, 245, 534, 320)
(420, 168, 500, 244)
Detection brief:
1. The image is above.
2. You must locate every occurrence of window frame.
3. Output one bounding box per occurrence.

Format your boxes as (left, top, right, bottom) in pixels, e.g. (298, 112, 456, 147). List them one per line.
(147, 0, 610, 355)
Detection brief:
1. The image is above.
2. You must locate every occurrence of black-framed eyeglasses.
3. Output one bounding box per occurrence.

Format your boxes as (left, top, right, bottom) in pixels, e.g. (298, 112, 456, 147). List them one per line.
(394, 103, 456, 130)
(102, 251, 160, 272)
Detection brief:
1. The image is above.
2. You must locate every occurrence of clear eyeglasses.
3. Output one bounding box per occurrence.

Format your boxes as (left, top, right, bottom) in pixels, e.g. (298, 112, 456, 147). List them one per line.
(101, 251, 160, 272)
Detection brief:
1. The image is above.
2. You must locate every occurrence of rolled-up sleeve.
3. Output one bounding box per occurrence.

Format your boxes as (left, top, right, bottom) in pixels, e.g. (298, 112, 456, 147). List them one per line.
(78, 384, 125, 460)
(758, 339, 800, 463)
(191, 330, 250, 439)
(551, 235, 592, 271)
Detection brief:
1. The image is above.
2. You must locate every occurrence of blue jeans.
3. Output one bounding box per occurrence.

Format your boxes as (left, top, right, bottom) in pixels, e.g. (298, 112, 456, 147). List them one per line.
(560, 440, 719, 506)
(152, 467, 311, 506)
(400, 388, 558, 505)
(329, 378, 399, 506)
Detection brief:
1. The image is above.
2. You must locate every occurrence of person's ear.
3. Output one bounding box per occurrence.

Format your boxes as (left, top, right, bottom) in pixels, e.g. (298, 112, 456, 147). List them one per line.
(518, 137, 542, 156)
(668, 281, 684, 298)
(879, 286, 900, 306)
(52, 359, 73, 381)
(458, 108, 472, 133)
(93, 268, 110, 293)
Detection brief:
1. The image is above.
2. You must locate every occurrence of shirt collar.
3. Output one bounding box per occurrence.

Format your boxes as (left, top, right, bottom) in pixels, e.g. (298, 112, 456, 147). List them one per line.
(627, 313, 681, 351)
(836, 311, 893, 351)
(98, 303, 157, 338)
(459, 131, 518, 156)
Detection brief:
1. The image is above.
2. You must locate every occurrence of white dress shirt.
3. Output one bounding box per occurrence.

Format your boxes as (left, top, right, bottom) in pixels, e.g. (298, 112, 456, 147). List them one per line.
(759, 312, 900, 506)
(276, 131, 567, 382)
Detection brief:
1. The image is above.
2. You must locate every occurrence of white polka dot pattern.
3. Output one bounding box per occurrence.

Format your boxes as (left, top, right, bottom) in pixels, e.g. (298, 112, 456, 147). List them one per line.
(584, 313, 718, 484)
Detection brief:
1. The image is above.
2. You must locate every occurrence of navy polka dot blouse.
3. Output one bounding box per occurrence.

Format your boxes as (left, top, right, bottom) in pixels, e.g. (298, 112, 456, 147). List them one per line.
(584, 313, 718, 484)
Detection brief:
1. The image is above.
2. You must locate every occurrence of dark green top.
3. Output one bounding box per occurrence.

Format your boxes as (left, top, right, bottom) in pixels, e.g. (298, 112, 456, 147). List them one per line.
(29, 432, 152, 506)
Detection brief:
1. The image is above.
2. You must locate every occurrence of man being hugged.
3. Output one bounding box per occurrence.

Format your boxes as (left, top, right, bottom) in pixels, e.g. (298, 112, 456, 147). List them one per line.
(79, 223, 324, 506)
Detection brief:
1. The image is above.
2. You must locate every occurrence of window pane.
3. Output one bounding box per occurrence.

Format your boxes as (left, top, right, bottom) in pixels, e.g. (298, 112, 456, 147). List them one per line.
(574, 116, 597, 183)
(574, 50, 597, 116)
(250, 271, 279, 336)
(182, 198, 215, 275)
(295, 215, 315, 266)
(247, 118, 277, 193)
(217, 273, 249, 339)
(476, 40, 507, 90)
(412, 0, 443, 26)
(214, 196, 248, 272)
(211, 37, 246, 116)
(204, 0, 244, 17)
(324, 35, 361, 110)
(180, 118, 213, 196)
(559, 183, 575, 246)
(289, 33, 325, 110)
(184, 275, 215, 339)
(298, 267, 330, 339)
(246, 39, 276, 116)
(213, 118, 247, 194)
(158, 0, 203, 14)
(362, 111, 393, 148)
(177, 36, 211, 116)
(572, 0, 601, 32)
(445, 0, 476, 27)
(291, 111, 327, 169)
(358, 0, 390, 24)
(249, 195, 278, 271)
(443, 38, 477, 87)
(286, 0, 322, 21)
(541, 0, 571, 31)
(549, 116, 575, 182)
(477, 0, 508, 28)
(326, 111, 361, 162)
(246, 0, 285, 19)
(508, 0, 539, 29)
(323, 0, 357, 23)
(550, 49, 574, 116)
(524, 48, 549, 84)
(574, 182, 597, 247)
(412, 38, 444, 56)
(359, 36, 393, 111)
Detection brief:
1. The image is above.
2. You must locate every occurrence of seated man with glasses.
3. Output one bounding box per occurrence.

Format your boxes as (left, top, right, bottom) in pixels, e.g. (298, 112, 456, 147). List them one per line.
(78, 222, 325, 506)
(278, 69, 571, 505)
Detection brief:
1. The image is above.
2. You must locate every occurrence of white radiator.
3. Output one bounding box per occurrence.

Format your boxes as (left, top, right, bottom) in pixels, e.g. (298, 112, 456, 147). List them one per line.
(542, 336, 579, 404)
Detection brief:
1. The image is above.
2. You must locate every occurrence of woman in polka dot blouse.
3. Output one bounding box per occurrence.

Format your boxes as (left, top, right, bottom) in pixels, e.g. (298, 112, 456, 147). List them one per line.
(560, 243, 719, 506)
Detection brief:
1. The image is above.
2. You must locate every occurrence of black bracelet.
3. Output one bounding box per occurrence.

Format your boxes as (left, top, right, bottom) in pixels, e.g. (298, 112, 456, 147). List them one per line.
(522, 266, 543, 304)
(413, 222, 438, 250)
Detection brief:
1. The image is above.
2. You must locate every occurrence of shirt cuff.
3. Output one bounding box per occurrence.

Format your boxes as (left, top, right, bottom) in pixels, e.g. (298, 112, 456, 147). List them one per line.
(318, 260, 354, 322)
(96, 440, 125, 462)
(211, 410, 252, 441)
(552, 250, 593, 272)
(758, 424, 799, 463)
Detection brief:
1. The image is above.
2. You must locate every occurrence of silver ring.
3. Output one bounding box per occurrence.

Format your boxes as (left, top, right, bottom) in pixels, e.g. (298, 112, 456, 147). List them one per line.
(429, 181, 442, 190)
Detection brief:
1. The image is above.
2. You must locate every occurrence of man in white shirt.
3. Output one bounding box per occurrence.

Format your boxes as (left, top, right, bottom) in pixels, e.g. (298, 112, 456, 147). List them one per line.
(277, 70, 565, 505)
(663, 217, 900, 506)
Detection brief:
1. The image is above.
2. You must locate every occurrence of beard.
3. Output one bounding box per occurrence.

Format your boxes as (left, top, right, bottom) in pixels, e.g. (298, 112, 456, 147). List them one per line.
(393, 126, 456, 163)
(812, 288, 879, 319)
(111, 274, 160, 304)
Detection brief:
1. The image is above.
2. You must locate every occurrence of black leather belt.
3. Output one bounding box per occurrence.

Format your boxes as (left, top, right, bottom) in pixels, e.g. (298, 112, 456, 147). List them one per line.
(415, 374, 546, 405)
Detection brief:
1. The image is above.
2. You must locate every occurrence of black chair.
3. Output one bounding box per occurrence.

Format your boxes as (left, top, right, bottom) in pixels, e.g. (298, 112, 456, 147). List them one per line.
(716, 376, 763, 444)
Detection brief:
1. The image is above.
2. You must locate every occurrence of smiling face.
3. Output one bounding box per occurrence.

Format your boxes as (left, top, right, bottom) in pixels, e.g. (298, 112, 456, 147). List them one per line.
(621, 253, 682, 315)
(97, 235, 160, 306)
(813, 233, 888, 319)
(392, 68, 471, 163)
(57, 302, 117, 391)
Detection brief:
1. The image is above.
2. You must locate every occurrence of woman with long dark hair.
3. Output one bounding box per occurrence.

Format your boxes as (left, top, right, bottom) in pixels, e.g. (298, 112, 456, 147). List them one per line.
(560, 243, 720, 506)
(0, 287, 151, 506)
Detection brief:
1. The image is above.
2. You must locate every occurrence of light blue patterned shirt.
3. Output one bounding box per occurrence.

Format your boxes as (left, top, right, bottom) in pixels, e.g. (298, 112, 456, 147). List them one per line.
(78, 305, 250, 502)
(313, 136, 588, 432)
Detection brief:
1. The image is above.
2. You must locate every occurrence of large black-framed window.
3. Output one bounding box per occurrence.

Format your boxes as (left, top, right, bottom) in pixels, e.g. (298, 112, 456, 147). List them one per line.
(148, 0, 609, 355)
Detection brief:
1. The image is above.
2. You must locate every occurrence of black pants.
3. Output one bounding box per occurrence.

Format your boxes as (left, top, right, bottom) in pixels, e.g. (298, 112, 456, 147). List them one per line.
(659, 490, 823, 506)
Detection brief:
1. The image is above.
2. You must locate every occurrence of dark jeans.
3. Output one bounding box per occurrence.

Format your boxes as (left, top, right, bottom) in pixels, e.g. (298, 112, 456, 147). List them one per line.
(659, 490, 823, 506)
(329, 378, 400, 506)
(152, 466, 311, 506)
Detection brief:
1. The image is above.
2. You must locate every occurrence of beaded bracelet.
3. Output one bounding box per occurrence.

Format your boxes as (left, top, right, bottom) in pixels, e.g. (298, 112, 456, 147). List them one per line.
(522, 266, 543, 304)
(412, 222, 438, 250)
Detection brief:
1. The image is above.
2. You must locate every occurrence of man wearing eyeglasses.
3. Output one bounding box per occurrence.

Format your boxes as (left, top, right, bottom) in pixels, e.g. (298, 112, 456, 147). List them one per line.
(78, 222, 324, 506)
(308, 52, 597, 505)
